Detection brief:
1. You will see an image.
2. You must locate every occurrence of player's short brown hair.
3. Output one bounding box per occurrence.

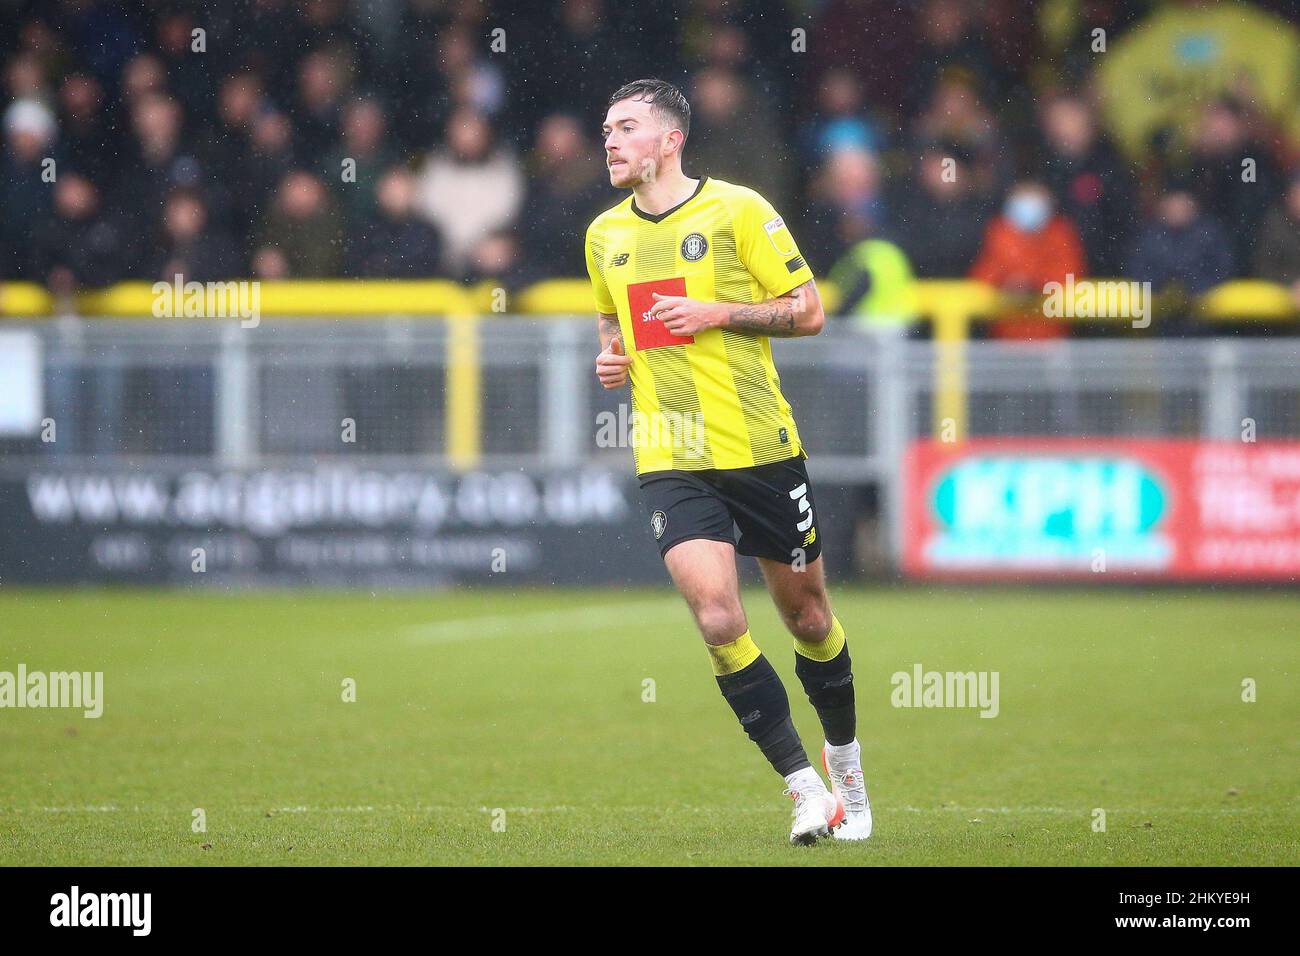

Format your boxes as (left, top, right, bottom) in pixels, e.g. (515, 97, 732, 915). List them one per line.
(608, 78, 690, 144)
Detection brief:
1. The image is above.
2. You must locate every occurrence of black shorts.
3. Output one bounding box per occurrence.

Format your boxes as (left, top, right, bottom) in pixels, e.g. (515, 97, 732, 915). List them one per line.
(638, 455, 823, 565)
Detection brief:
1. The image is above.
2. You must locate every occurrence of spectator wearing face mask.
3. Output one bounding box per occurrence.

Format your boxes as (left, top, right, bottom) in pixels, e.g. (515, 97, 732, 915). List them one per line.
(970, 181, 1086, 340)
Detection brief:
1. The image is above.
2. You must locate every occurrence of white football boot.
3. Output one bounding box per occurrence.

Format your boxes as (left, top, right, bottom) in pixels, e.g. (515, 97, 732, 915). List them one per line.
(822, 740, 872, 840)
(783, 766, 845, 846)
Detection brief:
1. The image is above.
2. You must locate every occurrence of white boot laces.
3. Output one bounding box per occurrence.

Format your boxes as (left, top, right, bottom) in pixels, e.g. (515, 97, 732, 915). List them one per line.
(830, 767, 867, 814)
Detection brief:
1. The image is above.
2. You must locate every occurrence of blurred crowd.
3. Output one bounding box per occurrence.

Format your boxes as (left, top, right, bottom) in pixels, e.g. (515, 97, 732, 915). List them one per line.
(3, 0, 1300, 336)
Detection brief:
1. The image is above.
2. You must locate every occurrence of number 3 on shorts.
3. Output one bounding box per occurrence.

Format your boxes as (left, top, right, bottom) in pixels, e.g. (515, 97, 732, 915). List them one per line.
(789, 482, 813, 533)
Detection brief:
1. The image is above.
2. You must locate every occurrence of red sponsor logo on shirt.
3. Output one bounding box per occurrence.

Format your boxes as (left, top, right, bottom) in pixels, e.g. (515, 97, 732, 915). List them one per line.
(627, 277, 693, 350)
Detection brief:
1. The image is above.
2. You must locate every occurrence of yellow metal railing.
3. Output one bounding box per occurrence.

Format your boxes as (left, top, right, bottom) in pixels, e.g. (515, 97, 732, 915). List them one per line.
(0, 279, 487, 465)
(6, 276, 1295, 324)
(911, 279, 1298, 440)
(444, 309, 481, 468)
(0, 279, 474, 317)
(3, 277, 1295, 467)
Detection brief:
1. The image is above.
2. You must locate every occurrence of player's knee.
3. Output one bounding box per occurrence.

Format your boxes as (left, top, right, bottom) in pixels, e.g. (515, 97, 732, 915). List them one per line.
(694, 601, 747, 645)
(783, 599, 832, 644)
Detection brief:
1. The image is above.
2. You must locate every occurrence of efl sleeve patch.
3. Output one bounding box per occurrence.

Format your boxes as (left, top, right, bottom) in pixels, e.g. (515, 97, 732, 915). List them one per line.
(763, 215, 797, 258)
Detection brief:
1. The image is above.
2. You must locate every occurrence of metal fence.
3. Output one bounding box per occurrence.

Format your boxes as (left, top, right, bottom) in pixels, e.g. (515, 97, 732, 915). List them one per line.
(3, 317, 1299, 562)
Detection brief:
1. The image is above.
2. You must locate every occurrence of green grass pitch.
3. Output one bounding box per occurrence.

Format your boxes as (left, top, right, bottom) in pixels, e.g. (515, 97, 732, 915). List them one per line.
(1, 586, 1296, 866)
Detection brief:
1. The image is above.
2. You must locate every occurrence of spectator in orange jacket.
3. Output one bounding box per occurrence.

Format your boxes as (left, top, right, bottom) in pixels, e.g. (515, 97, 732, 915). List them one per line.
(970, 181, 1086, 339)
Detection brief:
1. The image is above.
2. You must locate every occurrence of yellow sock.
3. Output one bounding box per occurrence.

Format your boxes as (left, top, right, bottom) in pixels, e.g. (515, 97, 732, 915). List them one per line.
(706, 630, 761, 676)
(794, 614, 846, 663)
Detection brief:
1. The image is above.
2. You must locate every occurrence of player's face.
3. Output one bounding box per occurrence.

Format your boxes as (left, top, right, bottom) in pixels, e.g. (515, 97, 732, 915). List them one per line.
(602, 99, 665, 189)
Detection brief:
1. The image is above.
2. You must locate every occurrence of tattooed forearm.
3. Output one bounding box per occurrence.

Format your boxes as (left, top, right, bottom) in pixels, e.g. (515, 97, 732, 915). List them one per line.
(598, 312, 621, 348)
(717, 281, 821, 337)
(725, 299, 798, 335)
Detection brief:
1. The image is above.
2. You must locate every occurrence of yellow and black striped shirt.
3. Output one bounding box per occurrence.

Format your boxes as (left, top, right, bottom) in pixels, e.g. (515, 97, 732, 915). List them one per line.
(584, 176, 814, 476)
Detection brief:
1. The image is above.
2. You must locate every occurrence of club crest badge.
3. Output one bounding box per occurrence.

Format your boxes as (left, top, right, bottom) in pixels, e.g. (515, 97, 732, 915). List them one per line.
(651, 510, 668, 540)
(680, 233, 708, 261)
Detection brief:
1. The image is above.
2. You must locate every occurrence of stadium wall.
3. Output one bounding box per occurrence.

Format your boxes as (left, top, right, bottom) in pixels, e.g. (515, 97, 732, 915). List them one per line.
(0, 280, 1297, 587)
